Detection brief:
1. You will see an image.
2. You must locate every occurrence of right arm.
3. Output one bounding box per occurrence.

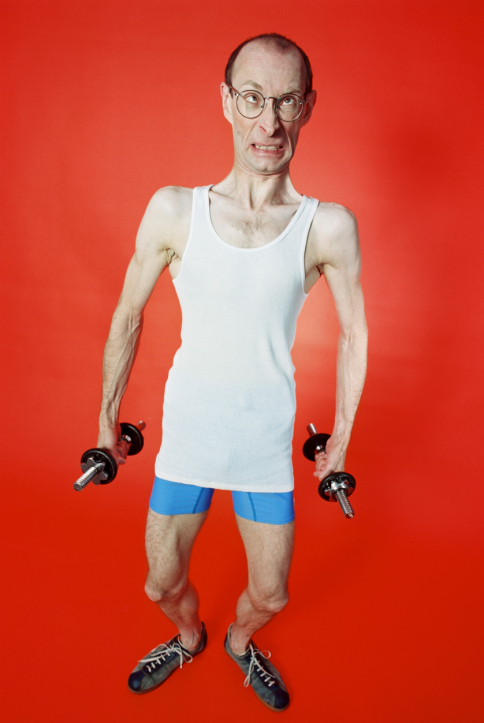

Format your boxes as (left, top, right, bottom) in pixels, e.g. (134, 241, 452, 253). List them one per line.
(97, 187, 182, 462)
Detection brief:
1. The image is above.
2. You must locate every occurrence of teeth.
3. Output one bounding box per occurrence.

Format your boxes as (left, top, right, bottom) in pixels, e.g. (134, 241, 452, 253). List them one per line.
(255, 145, 280, 150)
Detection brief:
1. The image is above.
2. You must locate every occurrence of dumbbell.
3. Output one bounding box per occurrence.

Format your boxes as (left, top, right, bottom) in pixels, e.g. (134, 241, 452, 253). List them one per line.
(303, 423, 356, 518)
(73, 421, 146, 491)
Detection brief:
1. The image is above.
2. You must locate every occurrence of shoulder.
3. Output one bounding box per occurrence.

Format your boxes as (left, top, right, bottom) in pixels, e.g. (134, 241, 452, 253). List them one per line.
(146, 185, 194, 219)
(136, 186, 194, 253)
(309, 201, 360, 267)
(312, 201, 357, 241)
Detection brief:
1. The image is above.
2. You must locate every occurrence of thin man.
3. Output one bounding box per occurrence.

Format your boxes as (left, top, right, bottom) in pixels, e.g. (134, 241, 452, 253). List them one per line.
(97, 33, 368, 713)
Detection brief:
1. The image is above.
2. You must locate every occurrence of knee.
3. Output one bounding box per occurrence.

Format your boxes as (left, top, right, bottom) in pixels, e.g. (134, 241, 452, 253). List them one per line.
(144, 574, 187, 604)
(249, 587, 289, 616)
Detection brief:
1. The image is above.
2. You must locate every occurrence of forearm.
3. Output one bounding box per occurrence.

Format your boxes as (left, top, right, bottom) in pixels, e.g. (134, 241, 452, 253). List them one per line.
(99, 304, 144, 429)
(331, 325, 368, 449)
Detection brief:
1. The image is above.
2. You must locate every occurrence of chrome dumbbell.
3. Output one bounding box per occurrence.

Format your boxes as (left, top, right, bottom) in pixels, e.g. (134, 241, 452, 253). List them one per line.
(303, 423, 356, 519)
(73, 421, 146, 491)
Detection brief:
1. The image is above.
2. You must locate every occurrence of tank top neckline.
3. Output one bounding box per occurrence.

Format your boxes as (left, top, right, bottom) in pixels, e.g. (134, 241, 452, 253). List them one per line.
(204, 184, 308, 252)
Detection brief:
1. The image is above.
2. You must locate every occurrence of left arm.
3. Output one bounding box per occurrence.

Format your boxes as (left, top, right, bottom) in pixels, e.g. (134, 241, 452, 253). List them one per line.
(311, 206, 368, 480)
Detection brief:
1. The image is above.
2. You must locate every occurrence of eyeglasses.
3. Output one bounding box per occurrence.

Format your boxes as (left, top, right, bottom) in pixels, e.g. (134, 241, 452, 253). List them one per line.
(228, 85, 307, 122)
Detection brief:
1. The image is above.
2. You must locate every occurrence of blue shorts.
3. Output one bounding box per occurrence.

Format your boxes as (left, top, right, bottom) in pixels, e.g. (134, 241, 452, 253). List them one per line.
(149, 477, 295, 525)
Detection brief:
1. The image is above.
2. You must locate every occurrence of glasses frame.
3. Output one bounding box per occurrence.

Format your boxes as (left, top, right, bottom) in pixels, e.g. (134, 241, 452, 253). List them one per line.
(228, 85, 307, 122)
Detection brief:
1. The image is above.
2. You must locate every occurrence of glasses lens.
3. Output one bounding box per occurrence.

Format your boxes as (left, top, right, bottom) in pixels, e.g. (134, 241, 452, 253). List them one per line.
(236, 90, 264, 118)
(276, 94, 302, 121)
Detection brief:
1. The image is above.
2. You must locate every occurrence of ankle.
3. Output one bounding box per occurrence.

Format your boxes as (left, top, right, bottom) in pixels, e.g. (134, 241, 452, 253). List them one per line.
(180, 623, 202, 652)
(229, 625, 249, 656)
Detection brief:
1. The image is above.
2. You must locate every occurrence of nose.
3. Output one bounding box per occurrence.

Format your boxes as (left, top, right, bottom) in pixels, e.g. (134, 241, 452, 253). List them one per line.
(258, 98, 281, 135)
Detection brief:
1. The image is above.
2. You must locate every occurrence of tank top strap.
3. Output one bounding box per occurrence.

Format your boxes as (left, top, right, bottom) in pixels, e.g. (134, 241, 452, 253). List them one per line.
(297, 195, 319, 240)
(294, 196, 319, 291)
(192, 185, 209, 225)
(176, 186, 210, 277)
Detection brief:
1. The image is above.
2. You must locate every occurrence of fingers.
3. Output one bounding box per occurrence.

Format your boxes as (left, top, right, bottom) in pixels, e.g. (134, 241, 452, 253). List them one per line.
(313, 450, 346, 480)
(115, 439, 129, 464)
(314, 452, 327, 470)
(313, 452, 328, 480)
(98, 427, 128, 466)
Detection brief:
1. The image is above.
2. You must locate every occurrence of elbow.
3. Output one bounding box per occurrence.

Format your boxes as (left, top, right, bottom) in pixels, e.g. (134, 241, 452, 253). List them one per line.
(340, 321, 368, 345)
(339, 323, 368, 358)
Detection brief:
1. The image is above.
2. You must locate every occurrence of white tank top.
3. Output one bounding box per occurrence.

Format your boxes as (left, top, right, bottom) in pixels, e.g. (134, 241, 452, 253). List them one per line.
(155, 185, 319, 492)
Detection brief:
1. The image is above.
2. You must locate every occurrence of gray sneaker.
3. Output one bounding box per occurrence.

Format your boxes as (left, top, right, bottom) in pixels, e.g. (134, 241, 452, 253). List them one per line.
(224, 625, 290, 712)
(127, 623, 207, 694)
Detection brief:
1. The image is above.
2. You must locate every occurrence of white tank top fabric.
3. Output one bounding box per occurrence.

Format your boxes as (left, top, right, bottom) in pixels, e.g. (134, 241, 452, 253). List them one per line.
(155, 185, 319, 492)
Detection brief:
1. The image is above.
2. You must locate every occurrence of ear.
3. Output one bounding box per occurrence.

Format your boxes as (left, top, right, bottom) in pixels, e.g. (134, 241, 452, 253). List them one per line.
(221, 82, 234, 125)
(300, 89, 317, 128)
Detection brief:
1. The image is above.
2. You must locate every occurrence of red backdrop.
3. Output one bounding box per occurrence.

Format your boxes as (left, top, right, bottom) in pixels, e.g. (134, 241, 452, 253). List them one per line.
(1, 1, 482, 721)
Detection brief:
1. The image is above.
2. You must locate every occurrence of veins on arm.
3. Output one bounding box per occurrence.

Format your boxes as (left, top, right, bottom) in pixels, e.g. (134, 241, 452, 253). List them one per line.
(99, 188, 180, 425)
(312, 204, 368, 454)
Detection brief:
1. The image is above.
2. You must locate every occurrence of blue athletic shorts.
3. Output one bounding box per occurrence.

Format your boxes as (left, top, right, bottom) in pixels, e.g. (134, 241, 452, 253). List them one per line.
(149, 476, 295, 525)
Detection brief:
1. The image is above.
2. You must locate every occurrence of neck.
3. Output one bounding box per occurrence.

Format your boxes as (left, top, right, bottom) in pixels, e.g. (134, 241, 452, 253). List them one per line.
(216, 159, 300, 210)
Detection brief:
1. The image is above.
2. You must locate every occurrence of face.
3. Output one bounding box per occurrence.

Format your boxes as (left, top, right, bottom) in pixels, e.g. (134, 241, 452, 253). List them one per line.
(221, 42, 316, 177)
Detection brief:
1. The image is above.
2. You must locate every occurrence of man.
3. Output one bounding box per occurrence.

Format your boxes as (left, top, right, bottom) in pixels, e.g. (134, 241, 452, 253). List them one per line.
(97, 33, 367, 713)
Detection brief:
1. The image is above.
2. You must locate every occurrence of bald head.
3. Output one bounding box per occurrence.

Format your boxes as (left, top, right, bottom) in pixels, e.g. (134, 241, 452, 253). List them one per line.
(225, 33, 313, 96)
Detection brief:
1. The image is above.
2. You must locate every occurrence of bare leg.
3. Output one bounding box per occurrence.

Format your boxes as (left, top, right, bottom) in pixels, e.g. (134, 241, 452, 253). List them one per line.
(144, 507, 208, 651)
(229, 515, 294, 655)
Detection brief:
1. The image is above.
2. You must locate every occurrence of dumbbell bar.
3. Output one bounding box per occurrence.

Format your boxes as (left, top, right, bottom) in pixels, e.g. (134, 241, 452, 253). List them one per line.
(303, 423, 356, 518)
(73, 421, 146, 491)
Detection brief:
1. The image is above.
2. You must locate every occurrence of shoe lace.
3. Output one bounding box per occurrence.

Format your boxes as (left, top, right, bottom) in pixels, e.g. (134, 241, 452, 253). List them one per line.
(139, 638, 193, 673)
(243, 643, 276, 688)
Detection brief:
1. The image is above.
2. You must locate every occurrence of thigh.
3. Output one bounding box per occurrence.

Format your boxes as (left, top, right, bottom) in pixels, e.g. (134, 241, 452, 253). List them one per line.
(145, 507, 208, 587)
(146, 477, 213, 585)
(235, 513, 295, 598)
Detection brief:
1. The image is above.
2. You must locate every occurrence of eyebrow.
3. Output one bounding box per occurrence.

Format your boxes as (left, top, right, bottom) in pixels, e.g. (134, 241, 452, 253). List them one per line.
(240, 80, 263, 90)
(239, 80, 304, 95)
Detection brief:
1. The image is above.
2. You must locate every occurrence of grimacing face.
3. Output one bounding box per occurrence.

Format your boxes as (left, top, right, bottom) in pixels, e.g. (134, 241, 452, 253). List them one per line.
(221, 42, 316, 177)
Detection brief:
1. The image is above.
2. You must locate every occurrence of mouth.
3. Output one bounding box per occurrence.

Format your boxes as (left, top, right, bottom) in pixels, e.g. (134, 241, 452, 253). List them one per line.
(251, 143, 284, 154)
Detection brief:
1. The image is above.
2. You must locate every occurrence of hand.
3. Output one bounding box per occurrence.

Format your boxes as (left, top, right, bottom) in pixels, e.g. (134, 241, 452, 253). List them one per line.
(313, 436, 346, 481)
(97, 423, 129, 467)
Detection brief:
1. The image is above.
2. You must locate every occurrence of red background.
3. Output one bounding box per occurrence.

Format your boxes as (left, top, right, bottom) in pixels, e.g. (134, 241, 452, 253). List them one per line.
(1, 1, 482, 721)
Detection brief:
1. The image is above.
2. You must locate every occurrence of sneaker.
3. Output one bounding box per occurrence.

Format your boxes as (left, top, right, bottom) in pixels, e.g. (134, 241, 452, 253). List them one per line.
(127, 623, 207, 694)
(224, 625, 290, 712)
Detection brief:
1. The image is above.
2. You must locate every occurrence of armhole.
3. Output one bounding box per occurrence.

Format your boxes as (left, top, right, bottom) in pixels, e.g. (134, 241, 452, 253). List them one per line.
(300, 197, 320, 297)
(172, 187, 198, 285)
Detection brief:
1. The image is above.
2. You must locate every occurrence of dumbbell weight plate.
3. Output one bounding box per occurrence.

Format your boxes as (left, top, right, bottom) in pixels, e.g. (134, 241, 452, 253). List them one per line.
(80, 448, 117, 484)
(318, 472, 356, 501)
(120, 423, 144, 456)
(302, 433, 331, 461)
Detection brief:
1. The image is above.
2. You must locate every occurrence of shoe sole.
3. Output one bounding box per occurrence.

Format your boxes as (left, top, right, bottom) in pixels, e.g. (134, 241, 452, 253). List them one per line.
(253, 691, 290, 713)
(128, 677, 167, 695)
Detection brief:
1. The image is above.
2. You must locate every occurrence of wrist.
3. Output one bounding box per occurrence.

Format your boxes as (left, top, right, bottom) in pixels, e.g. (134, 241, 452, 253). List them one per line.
(331, 420, 353, 445)
(328, 435, 349, 461)
(99, 408, 119, 429)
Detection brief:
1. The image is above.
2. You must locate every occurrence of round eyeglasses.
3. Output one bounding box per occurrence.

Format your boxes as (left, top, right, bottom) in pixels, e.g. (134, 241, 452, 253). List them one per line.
(229, 85, 306, 122)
